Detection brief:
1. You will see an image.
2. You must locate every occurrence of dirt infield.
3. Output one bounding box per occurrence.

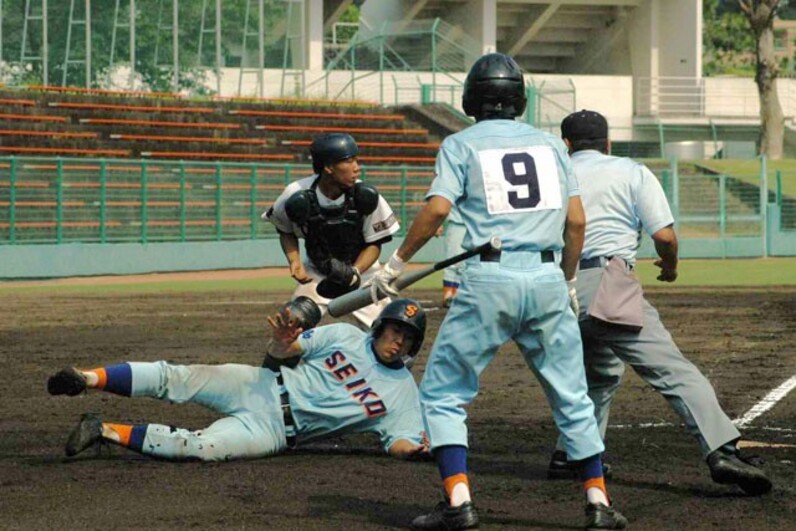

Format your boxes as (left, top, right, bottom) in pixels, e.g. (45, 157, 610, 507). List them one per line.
(1, 286, 794, 530)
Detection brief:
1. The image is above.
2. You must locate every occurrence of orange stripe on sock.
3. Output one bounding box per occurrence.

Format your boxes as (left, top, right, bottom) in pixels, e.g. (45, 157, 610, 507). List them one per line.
(443, 473, 469, 498)
(87, 368, 107, 389)
(585, 477, 607, 494)
(104, 423, 133, 446)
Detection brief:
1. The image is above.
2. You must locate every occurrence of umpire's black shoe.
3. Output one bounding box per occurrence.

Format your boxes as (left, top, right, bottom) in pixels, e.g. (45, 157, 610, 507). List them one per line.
(548, 451, 613, 480)
(65, 413, 103, 457)
(411, 501, 479, 530)
(48, 367, 87, 396)
(707, 448, 772, 496)
(584, 503, 627, 530)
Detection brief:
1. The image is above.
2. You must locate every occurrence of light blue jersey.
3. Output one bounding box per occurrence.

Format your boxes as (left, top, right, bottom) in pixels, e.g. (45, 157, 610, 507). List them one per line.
(571, 150, 673, 265)
(419, 119, 603, 462)
(285, 323, 424, 451)
(428, 119, 578, 252)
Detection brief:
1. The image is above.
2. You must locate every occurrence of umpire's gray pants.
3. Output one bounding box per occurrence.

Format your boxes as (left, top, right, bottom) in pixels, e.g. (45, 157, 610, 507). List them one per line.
(556, 266, 741, 458)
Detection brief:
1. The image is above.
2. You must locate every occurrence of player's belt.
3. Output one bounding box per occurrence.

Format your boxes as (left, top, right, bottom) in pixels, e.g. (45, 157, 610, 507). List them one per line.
(480, 249, 554, 263)
(276, 372, 298, 449)
(579, 256, 633, 270)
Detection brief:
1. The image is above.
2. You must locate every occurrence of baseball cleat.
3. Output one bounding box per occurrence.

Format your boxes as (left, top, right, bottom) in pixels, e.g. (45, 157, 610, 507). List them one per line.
(584, 502, 627, 530)
(411, 501, 479, 530)
(47, 367, 87, 396)
(65, 413, 103, 457)
(707, 449, 772, 496)
(548, 450, 613, 480)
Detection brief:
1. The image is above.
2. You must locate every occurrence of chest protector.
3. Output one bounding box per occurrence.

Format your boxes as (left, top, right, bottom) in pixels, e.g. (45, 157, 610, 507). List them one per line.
(284, 179, 379, 275)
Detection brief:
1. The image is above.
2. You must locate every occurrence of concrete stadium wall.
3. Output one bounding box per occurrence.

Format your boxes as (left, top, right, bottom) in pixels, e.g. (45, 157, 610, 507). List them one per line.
(0, 237, 445, 279)
(4, 216, 794, 278)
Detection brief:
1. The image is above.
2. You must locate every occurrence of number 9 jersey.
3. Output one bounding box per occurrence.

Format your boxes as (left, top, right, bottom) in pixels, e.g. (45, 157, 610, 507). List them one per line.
(427, 120, 578, 252)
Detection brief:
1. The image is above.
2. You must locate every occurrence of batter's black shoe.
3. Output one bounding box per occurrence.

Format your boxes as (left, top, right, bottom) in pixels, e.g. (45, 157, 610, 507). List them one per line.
(411, 501, 479, 530)
(48, 367, 87, 396)
(65, 413, 103, 457)
(707, 448, 772, 496)
(584, 503, 627, 530)
(548, 451, 613, 480)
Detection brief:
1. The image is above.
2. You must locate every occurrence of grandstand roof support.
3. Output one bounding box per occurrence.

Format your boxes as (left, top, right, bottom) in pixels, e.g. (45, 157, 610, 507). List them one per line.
(63, 0, 92, 87)
(153, 0, 179, 91)
(238, 0, 266, 97)
(0, 0, 3, 64)
(110, 0, 137, 90)
(198, 0, 222, 94)
(507, 4, 558, 57)
(21, 0, 48, 85)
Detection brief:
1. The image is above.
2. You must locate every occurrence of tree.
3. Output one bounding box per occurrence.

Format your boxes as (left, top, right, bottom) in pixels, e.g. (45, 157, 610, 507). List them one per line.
(739, 0, 785, 159)
(0, 0, 288, 94)
(703, 0, 756, 76)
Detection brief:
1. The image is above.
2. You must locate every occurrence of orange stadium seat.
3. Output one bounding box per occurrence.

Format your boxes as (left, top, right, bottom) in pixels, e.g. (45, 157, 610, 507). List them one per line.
(109, 133, 267, 145)
(79, 118, 241, 130)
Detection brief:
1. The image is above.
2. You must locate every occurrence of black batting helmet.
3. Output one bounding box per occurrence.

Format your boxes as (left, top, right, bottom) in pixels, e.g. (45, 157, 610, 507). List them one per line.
(310, 133, 359, 174)
(372, 298, 427, 358)
(280, 296, 322, 331)
(462, 53, 527, 121)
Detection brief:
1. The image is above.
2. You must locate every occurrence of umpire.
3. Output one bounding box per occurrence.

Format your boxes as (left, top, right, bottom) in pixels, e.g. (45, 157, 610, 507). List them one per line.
(549, 109, 772, 496)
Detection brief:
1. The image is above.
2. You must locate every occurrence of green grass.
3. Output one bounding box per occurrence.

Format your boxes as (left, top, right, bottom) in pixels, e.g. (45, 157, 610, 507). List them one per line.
(2, 258, 796, 295)
(695, 160, 796, 198)
(634, 257, 796, 286)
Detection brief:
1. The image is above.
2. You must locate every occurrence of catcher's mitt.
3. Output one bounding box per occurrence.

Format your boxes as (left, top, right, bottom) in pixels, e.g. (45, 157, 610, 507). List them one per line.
(316, 258, 361, 299)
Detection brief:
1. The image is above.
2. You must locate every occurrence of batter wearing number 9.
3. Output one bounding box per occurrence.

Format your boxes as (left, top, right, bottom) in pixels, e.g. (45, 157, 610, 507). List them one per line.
(369, 52, 627, 531)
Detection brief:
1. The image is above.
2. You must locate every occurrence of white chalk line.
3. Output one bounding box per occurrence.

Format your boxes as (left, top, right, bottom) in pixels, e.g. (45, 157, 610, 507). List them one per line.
(608, 422, 796, 434)
(732, 374, 796, 429)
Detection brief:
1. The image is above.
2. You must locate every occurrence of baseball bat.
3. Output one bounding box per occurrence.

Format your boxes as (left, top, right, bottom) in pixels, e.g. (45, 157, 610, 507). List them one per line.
(327, 236, 502, 317)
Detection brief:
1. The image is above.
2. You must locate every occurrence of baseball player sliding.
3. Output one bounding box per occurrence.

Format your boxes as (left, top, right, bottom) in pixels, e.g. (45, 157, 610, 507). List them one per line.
(370, 53, 626, 530)
(547, 109, 772, 496)
(46, 298, 430, 462)
(265, 133, 399, 329)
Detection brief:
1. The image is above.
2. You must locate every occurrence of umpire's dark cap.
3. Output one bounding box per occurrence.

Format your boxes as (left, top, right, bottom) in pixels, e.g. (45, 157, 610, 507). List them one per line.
(561, 109, 608, 141)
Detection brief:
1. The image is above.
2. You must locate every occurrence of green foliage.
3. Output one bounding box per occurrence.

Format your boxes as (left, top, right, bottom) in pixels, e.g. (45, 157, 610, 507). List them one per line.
(0, 0, 291, 94)
(703, 0, 757, 76)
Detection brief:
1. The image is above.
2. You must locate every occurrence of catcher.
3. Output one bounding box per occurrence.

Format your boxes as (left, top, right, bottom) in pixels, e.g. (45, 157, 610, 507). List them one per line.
(46, 297, 429, 462)
(264, 133, 400, 329)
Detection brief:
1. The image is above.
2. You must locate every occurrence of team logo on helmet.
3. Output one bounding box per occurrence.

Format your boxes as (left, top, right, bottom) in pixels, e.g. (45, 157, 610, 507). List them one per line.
(404, 304, 418, 318)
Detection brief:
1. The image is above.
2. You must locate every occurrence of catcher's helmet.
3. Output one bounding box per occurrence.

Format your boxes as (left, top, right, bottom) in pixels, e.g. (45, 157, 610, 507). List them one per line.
(462, 53, 527, 121)
(372, 298, 427, 358)
(310, 133, 359, 174)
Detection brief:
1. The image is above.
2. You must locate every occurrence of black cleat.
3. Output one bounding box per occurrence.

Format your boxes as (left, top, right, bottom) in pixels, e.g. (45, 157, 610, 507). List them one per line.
(548, 450, 613, 480)
(584, 503, 627, 530)
(48, 367, 87, 396)
(65, 413, 103, 457)
(707, 449, 773, 496)
(411, 501, 479, 530)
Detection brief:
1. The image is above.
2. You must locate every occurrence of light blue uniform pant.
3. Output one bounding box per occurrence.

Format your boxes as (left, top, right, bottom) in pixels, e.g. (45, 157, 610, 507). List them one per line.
(420, 252, 604, 461)
(554, 266, 741, 457)
(442, 221, 467, 286)
(129, 361, 289, 461)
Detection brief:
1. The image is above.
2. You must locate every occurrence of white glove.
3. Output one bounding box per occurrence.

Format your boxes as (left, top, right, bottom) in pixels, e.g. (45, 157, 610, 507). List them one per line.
(369, 252, 405, 303)
(567, 278, 580, 317)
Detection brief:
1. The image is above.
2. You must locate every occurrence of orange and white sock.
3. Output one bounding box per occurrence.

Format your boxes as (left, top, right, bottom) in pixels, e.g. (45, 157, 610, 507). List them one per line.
(101, 422, 133, 447)
(78, 368, 107, 389)
(443, 473, 471, 507)
(585, 477, 609, 506)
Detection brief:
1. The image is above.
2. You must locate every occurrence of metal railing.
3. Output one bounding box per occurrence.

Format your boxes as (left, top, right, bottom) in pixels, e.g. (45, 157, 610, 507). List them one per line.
(635, 76, 796, 119)
(0, 157, 435, 245)
(3, 157, 795, 255)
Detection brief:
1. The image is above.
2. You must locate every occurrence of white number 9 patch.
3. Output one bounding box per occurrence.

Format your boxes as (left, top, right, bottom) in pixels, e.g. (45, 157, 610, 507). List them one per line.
(478, 145, 562, 215)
